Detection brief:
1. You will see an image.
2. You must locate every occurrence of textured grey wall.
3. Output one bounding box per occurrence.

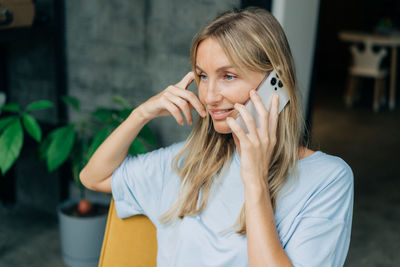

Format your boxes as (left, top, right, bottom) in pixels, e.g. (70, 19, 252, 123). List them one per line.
(65, 0, 240, 146)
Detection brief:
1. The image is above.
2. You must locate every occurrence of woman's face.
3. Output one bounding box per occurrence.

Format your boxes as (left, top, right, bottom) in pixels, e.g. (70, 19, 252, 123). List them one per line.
(195, 37, 265, 134)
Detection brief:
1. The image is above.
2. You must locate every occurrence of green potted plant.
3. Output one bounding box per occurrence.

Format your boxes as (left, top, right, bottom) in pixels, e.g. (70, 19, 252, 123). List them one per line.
(0, 94, 54, 176)
(39, 95, 157, 267)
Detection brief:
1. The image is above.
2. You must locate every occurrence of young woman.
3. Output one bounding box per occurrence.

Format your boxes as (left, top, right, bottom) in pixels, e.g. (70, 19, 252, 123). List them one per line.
(80, 7, 353, 267)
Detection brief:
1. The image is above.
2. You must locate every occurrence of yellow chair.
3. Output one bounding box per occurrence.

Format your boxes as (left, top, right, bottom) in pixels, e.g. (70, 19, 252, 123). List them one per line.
(98, 198, 157, 267)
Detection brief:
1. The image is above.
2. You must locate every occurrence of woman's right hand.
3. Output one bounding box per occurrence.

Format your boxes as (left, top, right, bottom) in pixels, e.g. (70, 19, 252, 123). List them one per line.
(137, 72, 207, 125)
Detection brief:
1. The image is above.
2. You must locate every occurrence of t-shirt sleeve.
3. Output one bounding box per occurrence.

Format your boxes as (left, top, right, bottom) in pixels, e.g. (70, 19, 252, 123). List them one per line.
(284, 159, 354, 267)
(111, 142, 183, 221)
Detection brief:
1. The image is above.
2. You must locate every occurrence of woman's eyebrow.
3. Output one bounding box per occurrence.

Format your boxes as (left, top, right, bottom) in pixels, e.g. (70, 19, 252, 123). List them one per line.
(195, 65, 236, 73)
(216, 65, 235, 72)
(195, 65, 204, 72)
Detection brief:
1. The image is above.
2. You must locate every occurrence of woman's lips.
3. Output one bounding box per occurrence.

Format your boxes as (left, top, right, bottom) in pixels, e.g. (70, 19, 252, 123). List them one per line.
(209, 108, 234, 120)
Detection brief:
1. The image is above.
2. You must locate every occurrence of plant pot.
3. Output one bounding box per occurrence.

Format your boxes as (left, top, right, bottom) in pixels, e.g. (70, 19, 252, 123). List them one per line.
(58, 199, 108, 267)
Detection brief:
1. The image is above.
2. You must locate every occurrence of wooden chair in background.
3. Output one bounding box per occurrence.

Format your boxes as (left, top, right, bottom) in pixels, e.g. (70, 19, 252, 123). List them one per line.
(98, 198, 157, 267)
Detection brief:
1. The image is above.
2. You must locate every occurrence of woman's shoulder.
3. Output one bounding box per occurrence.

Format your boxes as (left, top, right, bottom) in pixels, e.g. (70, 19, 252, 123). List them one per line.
(120, 141, 186, 173)
(277, 150, 354, 216)
(300, 150, 352, 170)
(132, 141, 186, 160)
(297, 150, 354, 186)
(156, 141, 186, 155)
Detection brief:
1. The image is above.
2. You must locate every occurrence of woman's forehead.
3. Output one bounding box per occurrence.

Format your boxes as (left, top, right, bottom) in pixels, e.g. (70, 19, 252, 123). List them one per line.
(196, 39, 230, 63)
(195, 38, 243, 73)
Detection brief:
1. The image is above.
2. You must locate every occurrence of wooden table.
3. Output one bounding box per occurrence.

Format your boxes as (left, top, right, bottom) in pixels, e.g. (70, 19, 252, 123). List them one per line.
(339, 31, 400, 110)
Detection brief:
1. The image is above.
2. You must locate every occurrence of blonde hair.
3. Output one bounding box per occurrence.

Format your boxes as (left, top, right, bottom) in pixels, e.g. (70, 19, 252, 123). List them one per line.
(160, 7, 307, 235)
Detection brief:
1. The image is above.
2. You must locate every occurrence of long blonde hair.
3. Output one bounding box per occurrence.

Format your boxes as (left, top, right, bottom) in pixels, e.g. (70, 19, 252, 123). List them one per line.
(160, 7, 307, 235)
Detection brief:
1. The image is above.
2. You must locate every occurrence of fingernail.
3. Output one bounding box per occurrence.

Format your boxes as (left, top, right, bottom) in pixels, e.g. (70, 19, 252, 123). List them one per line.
(250, 90, 256, 96)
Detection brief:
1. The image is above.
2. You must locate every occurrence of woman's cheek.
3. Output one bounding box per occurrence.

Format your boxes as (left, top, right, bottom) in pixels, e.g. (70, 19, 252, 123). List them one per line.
(220, 83, 251, 104)
(198, 87, 207, 105)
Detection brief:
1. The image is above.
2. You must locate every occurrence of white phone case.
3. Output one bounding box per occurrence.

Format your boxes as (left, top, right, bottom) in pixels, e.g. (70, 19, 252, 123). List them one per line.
(236, 70, 289, 133)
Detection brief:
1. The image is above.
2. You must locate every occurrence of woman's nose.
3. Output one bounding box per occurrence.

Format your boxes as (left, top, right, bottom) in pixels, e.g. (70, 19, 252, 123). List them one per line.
(205, 81, 223, 104)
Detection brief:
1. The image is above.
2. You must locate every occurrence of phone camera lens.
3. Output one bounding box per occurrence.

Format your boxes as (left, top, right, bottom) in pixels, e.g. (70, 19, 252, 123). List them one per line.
(274, 87, 277, 91)
(271, 77, 277, 85)
(278, 80, 283, 88)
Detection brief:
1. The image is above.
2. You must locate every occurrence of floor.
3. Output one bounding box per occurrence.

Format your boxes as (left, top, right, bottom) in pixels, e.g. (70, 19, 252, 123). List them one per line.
(0, 204, 64, 267)
(0, 82, 399, 266)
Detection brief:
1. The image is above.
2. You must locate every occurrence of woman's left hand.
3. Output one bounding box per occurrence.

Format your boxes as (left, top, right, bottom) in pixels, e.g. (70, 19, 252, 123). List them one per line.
(226, 90, 279, 192)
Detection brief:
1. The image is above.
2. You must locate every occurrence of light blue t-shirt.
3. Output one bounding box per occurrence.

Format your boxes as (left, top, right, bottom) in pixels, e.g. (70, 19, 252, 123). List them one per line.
(111, 142, 354, 267)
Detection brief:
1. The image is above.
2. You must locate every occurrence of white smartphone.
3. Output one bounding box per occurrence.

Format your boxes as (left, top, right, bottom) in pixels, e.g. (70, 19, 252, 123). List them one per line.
(235, 70, 290, 133)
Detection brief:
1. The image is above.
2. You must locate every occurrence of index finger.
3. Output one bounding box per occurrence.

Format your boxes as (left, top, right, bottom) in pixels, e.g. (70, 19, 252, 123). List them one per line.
(175, 72, 195, 89)
(268, 94, 279, 139)
(173, 89, 206, 117)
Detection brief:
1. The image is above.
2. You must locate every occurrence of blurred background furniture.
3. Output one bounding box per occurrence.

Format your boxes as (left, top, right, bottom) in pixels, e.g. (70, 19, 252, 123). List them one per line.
(98, 198, 157, 267)
(339, 31, 400, 111)
(345, 40, 388, 112)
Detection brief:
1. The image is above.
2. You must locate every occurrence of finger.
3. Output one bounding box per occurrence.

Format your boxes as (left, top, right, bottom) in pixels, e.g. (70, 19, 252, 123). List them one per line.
(165, 92, 193, 125)
(175, 72, 195, 89)
(249, 90, 269, 136)
(164, 101, 185, 126)
(234, 103, 258, 140)
(172, 87, 207, 117)
(226, 117, 249, 143)
(268, 94, 279, 144)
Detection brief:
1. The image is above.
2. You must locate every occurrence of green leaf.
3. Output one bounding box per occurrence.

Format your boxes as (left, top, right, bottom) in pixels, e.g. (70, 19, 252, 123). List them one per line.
(0, 116, 18, 133)
(0, 120, 24, 175)
(25, 100, 54, 111)
(45, 125, 75, 172)
(61, 96, 80, 112)
(70, 139, 86, 191)
(92, 108, 115, 123)
(118, 109, 132, 121)
(128, 138, 147, 156)
(72, 163, 85, 191)
(1, 102, 20, 113)
(138, 125, 157, 146)
(111, 95, 130, 109)
(87, 128, 110, 160)
(38, 132, 53, 161)
(22, 113, 42, 142)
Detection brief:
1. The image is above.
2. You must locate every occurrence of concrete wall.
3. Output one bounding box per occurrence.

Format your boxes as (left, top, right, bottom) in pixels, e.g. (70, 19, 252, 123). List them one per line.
(65, 0, 240, 146)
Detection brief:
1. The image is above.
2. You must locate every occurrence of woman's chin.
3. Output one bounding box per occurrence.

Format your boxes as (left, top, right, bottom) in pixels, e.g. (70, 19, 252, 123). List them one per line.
(212, 120, 233, 134)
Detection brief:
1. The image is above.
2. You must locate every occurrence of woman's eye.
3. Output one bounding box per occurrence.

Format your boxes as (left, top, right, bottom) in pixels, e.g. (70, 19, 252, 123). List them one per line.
(224, 74, 236, 81)
(198, 74, 207, 80)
